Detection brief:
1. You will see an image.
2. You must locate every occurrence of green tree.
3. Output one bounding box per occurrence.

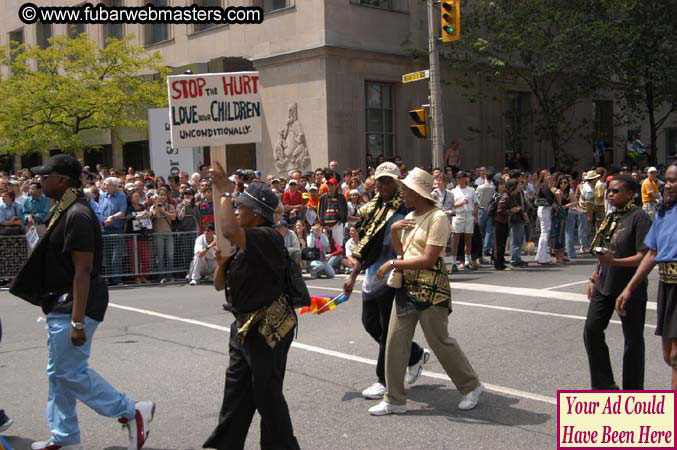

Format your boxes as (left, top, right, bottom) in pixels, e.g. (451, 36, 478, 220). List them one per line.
(0, 33, 168, 155)
(610, 0, 677, 163)
(446, 0, 613, 168)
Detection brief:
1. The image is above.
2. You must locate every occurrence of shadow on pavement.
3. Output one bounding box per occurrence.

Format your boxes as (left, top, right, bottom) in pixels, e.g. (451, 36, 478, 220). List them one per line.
(5, 435, 34, 449)
(405, 383, 552, 427)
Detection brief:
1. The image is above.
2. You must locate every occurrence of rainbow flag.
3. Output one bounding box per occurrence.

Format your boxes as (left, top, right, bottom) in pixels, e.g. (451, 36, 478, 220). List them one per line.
(299, 293, 350, 315)
(0, 436, 14, 450)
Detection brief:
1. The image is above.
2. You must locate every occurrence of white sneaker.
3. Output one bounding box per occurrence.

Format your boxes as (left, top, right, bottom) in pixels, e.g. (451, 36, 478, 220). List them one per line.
(120, 400, 156, 450)
(368, 401, 406, 416)
(361, 382, 386, 399)
(31, 441, 82, 450)
(458, 384, 484, 410)
(189, 279, 198, 286)
(406, 348, 430, 385)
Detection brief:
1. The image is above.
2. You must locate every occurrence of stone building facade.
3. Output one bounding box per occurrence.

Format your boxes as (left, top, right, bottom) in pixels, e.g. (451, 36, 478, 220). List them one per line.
(1, 0, 675, 174)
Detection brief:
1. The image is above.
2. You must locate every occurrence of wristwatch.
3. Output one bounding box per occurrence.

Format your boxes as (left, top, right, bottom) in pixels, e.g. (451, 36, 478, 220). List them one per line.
(221, 192, 232, 199)
(71, 321, 85, 331)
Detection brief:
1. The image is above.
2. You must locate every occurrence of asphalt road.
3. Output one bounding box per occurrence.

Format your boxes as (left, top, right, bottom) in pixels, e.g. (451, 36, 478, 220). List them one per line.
(0, 255, 667, 450)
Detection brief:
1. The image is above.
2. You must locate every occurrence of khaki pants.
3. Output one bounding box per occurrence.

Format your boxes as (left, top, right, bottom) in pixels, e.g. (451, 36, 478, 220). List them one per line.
(384, 303, 480, 406)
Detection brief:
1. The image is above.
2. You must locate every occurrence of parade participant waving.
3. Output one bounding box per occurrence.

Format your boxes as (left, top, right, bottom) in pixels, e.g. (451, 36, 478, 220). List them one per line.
(204, 163, 300, 450)
(617, 164, 677, 389)
(584, 174, 651, 390)
(369, 168, 483, 416)
(344, 162, 428, 401)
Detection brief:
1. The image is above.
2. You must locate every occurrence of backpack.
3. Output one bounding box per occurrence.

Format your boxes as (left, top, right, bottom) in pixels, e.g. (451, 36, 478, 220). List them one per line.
(487, 193, 500, 218)
(283, 247, 311, 307)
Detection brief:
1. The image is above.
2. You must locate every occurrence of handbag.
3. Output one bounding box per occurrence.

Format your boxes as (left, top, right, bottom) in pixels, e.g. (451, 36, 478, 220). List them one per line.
(301, 246, 321, 261)
(387, 210, 437, 289)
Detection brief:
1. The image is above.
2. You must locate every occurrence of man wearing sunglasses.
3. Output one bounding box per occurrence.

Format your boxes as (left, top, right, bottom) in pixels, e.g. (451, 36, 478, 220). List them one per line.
(11, 155, 155, 450)
(583, 174, 651, 391)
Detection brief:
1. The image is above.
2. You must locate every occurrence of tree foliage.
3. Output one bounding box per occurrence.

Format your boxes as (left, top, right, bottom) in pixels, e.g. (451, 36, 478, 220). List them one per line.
(610, 0, 677, 162)
(447, 0, 614, 168)
(0, 33, 168, 154)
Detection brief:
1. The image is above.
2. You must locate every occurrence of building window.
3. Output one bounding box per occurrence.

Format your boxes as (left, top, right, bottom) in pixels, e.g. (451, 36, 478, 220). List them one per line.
(36, 22, 52, 49)
(365, 82, 394, 159)
(144, 0, 170, 46)
(253, 0, 293, 13)
(8, 28, 24, 62)
(593, 100, 614, 164)
(192, 0, 222, 33)
(102, 0, 125, 43)
(351, 0, 407, 12)
(503, 91, 531, 160)
(67, 22, 86, 39)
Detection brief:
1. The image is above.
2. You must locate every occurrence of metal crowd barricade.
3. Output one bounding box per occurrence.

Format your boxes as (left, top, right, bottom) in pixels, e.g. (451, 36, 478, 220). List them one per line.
(101, 231, 198, 280)
(0, 231, 199, 284)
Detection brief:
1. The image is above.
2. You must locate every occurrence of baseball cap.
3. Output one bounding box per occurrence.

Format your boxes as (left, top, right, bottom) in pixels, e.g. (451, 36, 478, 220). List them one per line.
(647, 166, 658, 173)
(31, 154, 82, 182)
(374, 162, 400, 180)
(288, 179, 298, 185)
(308, 184, 318, 191)
(456, 171, 469, 178)
(327, 178, 338, 185)
(350, 189, 360, 196)
(275, 219, 290, 228)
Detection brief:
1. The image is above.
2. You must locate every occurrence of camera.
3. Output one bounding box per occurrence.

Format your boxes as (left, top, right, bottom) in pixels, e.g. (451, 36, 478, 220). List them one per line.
(592, 247, 608, 256)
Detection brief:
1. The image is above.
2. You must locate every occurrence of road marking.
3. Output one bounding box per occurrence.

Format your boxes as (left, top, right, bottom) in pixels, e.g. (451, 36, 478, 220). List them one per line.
(305, 286, 657, 330)
(311, 280, 656, 310)
(545, 280, 591, 290)
(108, 302, 557, 406)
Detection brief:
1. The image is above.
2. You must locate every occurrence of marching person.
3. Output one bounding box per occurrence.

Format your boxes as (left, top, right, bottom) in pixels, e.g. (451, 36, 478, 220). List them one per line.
(583, 174, 651, 390)
(10, 155, 154, 450)
(617, 164, 677, 389)
(369, 168, 483, 415)
(204, 163, 300, 450)
(344, 162, 428, 401)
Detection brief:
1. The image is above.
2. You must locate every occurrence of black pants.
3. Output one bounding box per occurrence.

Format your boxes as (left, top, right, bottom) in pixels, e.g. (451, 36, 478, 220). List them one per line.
(203, 321, 300, 450)
(583, 288, 648, 390)
(362, 287, 423, 385)
(493, 221, 509, 270)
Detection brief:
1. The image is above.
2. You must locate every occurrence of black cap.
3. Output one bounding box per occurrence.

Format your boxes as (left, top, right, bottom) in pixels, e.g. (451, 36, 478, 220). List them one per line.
(31, 154, 82, 182)
(234, 181, 279, 224)
(183, 188, 195, 195)
(275, 219, 289, 228)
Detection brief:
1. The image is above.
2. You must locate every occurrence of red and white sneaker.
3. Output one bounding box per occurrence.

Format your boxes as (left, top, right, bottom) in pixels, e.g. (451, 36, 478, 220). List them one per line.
(118, 401, 156, 450)
(31, 440, 82, 450)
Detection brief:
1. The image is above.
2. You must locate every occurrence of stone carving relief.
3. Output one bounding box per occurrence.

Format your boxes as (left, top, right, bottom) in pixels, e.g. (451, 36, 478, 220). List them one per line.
(274, 103, 311, 173)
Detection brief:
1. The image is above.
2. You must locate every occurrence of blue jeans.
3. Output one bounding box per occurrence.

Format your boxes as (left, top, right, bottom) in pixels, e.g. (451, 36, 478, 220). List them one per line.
(509, 220, 525, 265)
(103, 230, 124, 282)
(328, 255, 343, 271)
(578, 211, 591, 249)
(309, 260, 335, 278)
(46, 314, 135, 446)
(153, 233, 175, 274)
(478, 207, 494, 255)
(564, 210, 577, 259)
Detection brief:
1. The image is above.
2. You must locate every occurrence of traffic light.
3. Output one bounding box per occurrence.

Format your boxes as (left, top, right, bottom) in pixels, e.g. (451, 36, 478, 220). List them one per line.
(441, 0, 461, 42)
(409, 108, 428, 139)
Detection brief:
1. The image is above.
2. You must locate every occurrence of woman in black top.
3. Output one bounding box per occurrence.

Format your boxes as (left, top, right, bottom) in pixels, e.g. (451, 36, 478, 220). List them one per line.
(203, 163, 300, 450)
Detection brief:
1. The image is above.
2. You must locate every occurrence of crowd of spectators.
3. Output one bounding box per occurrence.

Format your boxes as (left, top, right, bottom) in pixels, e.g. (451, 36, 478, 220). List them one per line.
(0, 155, 672, 285)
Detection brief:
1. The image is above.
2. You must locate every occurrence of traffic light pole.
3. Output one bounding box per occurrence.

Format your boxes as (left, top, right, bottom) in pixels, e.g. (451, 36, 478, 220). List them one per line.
(428, 0, 445, 169)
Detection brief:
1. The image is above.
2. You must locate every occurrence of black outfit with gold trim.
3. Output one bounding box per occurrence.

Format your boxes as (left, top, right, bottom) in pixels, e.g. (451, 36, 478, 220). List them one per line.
(203, 226, 300, 450)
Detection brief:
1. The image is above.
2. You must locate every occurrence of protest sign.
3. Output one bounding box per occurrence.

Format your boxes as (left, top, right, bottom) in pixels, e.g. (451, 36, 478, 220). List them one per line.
(167, 72, 262, 148)
(148, 108, 196, 179)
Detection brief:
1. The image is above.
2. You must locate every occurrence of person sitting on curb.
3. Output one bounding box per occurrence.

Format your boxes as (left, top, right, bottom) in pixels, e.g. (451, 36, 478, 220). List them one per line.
(189, 223, 218, 286)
